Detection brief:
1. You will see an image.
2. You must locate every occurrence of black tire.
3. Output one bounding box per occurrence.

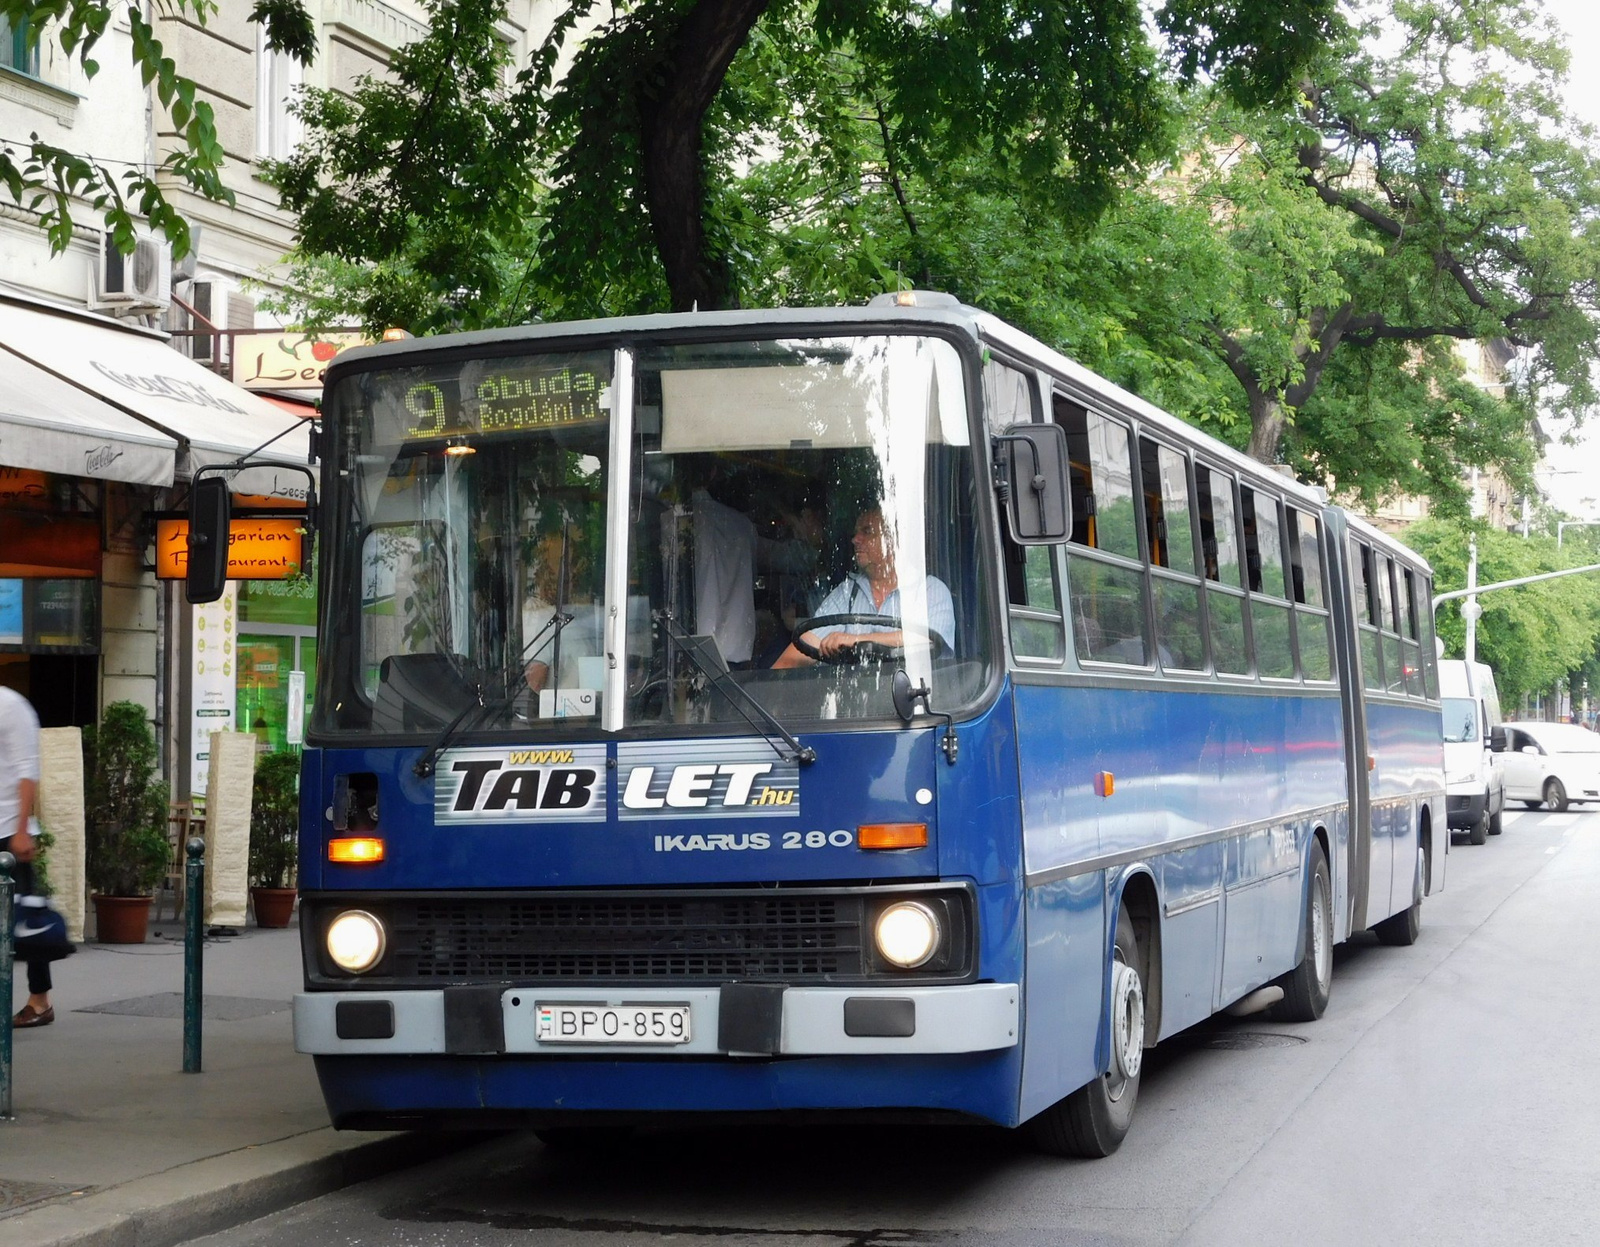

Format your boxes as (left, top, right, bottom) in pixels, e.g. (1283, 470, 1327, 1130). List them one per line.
(1268, 841, 1332, 1022)
(1028, 905, 1146, 1158)
(1544, 777, 1569, 812)
(1468, 810, 1488, 845)
(1374, 843, 1423, 947)
(1523, 800, 1542, 810)
(1488, 796, 1504, 836)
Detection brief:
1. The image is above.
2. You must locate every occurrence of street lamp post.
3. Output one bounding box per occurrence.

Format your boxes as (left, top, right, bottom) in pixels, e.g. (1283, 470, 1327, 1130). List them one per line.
(1557, 520, 1600, 547)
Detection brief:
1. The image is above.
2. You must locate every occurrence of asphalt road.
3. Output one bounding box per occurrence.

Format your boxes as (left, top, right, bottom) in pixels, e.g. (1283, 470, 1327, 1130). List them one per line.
(188, 807, 1600, 1247)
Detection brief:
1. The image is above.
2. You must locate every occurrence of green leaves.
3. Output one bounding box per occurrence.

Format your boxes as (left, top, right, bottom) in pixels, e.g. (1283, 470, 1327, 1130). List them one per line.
(0, 0, 309, 258)
(1404, 520, 1600, 706)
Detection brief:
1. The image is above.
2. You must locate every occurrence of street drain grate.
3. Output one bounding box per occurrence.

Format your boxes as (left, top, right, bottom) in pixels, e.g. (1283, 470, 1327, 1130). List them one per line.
(1198, 1031, 1308, 1050)
(77, 993, 288, 1021)
(0, 1178, 83, 1213)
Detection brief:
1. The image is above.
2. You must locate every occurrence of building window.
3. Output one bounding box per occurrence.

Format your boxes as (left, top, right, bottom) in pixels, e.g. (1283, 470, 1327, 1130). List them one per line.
(1, 13, 41, 78)
(255, 26, 302, 160)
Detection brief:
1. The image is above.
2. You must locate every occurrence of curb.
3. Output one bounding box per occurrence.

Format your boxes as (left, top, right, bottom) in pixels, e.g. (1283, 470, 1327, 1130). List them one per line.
(4, 1128, 492, 1247)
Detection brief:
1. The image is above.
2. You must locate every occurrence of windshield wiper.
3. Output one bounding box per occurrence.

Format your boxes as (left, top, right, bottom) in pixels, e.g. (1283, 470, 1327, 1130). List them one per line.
(413, 612, 575, 778)
(661, 614, 815, 765)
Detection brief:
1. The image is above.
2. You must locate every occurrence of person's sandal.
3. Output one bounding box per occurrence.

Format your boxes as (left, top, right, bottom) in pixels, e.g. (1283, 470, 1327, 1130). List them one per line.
(12, 1004, 54, 1028)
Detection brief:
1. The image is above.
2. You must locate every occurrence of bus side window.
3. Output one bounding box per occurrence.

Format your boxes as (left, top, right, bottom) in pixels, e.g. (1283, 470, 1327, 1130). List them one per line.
(1058, 398, 1147, 665)
(1241, 487, 1294, 680)
(1289, 509, 1334, 681)
(1400, 566, 1425, 697)
(989, 360, 1063, 662)
(1377, 554, 1406, 695)
(1416, 572, 1440, 699)
(1196, 466, 1250, 675)
(1141, 437, 1204, 670)
(1353, 539, 1384, 692)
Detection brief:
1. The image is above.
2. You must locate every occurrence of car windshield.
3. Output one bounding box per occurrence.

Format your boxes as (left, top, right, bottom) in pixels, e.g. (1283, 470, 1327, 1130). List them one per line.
(1442, 698, 1478, 743)
(312, 333, 992, 740)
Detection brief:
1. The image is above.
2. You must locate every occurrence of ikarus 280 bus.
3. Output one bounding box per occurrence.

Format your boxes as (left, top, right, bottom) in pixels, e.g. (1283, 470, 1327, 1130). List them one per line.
(187, 293, 1445, 1156)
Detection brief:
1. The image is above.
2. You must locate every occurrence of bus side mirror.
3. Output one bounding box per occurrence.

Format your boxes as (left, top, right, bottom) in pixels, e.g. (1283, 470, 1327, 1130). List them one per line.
(186, 476, 231, 604)
(1489, 726, 1507, 753)
(995, 422, 1071, 543)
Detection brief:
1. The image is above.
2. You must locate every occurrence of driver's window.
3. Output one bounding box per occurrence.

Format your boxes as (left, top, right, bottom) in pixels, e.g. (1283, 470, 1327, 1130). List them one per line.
(988, 359, 1064, 663)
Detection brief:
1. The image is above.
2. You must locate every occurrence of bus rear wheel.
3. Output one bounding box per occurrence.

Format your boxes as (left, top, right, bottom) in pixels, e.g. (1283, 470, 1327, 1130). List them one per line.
(1374, 843, 1423, 947)
(1269, 841, 1332, 1022)
(1028, 905, 1145, 1159)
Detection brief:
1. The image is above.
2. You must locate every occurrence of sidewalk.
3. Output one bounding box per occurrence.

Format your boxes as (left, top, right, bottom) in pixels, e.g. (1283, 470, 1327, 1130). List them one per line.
(2, 917, 468, 1247)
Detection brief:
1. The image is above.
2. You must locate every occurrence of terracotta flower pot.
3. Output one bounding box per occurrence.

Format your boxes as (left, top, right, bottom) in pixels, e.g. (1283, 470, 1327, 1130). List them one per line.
(251, 887, 298, 928)
(93, 894, 153, 944)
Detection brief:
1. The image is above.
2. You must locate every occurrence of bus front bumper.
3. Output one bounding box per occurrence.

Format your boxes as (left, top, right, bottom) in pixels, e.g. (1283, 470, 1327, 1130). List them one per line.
(294, 983, 1019, 1057)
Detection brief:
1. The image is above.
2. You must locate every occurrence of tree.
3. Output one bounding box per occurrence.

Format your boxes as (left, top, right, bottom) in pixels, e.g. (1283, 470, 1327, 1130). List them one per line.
(1402, 518, 1600, 707)
(0, 0, 315, 257)
(1173, 0, 1600, 477)
(265, 0, 1344, 327)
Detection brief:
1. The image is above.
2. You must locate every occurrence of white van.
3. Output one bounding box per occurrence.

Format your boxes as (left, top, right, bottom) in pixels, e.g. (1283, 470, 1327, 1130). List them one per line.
(1438, 659, 1507, 844)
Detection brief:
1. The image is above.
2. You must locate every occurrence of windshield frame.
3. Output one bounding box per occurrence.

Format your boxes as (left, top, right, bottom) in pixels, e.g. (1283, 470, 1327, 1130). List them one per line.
(308, 314, 1004, 748)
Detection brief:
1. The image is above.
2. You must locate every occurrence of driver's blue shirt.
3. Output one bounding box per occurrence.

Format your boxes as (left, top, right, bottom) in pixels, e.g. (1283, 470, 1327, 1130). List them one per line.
(810, 573, 956, 651)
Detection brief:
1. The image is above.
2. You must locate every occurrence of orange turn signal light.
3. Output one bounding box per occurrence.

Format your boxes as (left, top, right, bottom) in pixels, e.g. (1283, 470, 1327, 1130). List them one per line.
(1095, 771, 1115, 798)
(328, 837, 385, 864)
(857, 823, 928, 850)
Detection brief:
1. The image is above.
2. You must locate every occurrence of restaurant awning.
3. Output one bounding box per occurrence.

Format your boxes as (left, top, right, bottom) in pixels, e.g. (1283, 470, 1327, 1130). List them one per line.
(0, 348, 177, 487)
(0, 295, 310, 486)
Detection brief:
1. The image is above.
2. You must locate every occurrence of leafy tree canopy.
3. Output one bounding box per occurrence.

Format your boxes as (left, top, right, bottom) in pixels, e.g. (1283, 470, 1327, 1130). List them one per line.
(254, 0, 1344, 326)
(1402, 517, 1600, 706)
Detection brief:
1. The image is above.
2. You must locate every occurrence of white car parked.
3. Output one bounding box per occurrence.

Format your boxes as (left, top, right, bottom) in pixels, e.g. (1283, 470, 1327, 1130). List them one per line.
(1498, 722, 1600, 812)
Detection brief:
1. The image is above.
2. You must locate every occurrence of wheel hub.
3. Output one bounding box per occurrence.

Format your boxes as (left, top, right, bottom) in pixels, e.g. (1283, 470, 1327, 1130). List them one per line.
(1109, 958, 1145, 1089)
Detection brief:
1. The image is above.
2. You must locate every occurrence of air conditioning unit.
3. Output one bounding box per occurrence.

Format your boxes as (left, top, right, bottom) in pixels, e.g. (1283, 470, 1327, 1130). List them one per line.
(96, 232, 173, 309)
(185, 281, 258, 368)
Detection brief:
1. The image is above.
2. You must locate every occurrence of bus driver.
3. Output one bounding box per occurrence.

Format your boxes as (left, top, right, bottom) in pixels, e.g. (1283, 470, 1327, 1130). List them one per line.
(771, 505, 955, 668)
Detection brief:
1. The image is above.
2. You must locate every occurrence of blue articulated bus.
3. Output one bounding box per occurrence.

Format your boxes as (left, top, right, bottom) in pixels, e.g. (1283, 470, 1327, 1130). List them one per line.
(285, 294, 1445, 1156)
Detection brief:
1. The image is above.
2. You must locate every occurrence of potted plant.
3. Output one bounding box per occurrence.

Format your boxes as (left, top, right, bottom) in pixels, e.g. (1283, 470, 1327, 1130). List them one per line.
(83, 702, 171, 943)
(249, 751, 300, 927)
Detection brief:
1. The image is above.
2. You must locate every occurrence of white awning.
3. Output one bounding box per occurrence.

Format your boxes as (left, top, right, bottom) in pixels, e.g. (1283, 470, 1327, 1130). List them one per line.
(0, 348, 178, 486)
(0, 296, 310, 483)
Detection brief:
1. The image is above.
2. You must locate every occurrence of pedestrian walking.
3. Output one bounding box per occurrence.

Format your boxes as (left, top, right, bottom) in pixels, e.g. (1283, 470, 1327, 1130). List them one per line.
(1, 684, 57, 1028)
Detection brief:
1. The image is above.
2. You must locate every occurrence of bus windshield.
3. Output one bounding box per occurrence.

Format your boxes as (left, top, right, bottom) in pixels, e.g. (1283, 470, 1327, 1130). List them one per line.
(314, 333, 992, 740)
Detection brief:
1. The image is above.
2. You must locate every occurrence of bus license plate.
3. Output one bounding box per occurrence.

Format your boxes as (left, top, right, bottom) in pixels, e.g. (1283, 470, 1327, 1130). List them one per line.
(535, 1003, 692, 1045)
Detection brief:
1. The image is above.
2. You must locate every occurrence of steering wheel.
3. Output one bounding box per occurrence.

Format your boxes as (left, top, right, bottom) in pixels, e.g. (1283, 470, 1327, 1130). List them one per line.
(791, 613, 950, 663)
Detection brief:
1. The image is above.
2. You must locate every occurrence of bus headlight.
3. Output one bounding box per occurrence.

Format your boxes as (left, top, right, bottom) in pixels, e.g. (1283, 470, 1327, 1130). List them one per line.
(326, 910, 386, 973)
(874, 901, 941, 969)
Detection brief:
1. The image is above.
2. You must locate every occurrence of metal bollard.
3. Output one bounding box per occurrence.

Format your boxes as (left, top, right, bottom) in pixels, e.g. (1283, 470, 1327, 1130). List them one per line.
(183, 837, 206, 1074)
(1, 850, 13, 1119)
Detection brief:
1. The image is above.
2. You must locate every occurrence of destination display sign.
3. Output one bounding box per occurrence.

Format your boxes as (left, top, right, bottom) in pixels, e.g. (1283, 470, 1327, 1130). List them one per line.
(399, 361, 608, 441)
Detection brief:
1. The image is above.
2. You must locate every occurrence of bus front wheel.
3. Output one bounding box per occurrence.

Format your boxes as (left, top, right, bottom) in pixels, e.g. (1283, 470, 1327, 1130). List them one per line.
(1028, 905, 1145, 1159)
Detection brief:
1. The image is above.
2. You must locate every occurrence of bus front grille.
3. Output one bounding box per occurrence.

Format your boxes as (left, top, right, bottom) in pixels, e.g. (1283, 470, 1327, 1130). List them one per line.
(303, 886, 973, 987)
(399, 894, 858, 980)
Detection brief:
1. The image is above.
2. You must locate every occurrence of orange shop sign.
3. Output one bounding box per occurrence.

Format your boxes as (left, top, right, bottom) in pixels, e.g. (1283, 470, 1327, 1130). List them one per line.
(156, 516, 305, 581)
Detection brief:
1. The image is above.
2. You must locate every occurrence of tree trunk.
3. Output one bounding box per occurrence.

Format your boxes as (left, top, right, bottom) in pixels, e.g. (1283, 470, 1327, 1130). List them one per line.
(639, 0, 772, 312)
(1247, 393, 1289, 464)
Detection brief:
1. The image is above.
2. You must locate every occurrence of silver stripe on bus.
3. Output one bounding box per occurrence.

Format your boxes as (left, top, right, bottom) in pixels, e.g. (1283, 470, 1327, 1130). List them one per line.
(1162, 888, 1223, 918)
(1024, 800, 1348, 889)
